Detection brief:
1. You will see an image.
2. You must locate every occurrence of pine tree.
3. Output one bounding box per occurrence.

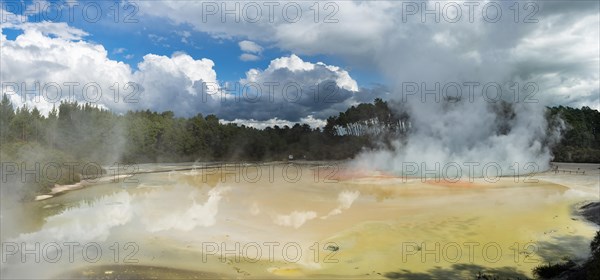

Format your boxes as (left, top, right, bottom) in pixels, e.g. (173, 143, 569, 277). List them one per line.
(0, 94, 15, 142)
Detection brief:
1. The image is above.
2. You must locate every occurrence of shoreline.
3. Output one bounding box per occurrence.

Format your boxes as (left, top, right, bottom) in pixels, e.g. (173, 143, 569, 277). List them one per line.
(31, 161, 339, 201)
(34, 174, 133, 201)
(578, 201, 600, 226)
(32, 161, 599, 200)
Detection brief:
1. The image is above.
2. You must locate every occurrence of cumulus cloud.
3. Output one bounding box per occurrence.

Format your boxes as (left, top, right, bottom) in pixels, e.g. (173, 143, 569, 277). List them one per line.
(1, 20, 378, 125)
(6, 0, 596, 130)
(215, 54, 369, 122)
(241, 54, 358, 91)
(1, 24, 133, 114)
(133, 52, 220, 115)
(136, 0, 599, 109)
(0, 22, 220, 116)
(210, 54, 379, 123)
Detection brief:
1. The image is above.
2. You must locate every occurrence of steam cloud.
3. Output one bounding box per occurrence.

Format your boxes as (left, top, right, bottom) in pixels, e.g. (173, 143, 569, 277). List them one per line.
(274, 210, 318, 228)
(322, 190, 360, 219)
(349, 4, 573, 178)
(353, 95, 562, 177)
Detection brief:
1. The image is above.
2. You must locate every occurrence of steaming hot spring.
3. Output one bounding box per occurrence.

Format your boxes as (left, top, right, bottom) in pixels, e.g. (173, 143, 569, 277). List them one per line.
(1, 162, 598, 279)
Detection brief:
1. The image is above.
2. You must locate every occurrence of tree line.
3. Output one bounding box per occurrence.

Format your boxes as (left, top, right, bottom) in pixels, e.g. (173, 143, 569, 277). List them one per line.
(1, 94, 598, 198)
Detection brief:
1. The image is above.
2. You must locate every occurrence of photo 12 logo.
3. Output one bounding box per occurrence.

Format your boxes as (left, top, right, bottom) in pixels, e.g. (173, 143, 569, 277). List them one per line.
(198, 163, 339, 184)
(200, 242, 340, 264)
(400, 161, 540, 183)
(1, 1, 139, 24)
(401, 241, 540, 264)
(198, 1, 339, 24)
(0, 161, 139, 186)
(2, 242, 139, 264)
(400, 82, 539, 104)
(1, 82, 141, 104)
(400, 1, 539, 23)
(201, 81, 345, 104)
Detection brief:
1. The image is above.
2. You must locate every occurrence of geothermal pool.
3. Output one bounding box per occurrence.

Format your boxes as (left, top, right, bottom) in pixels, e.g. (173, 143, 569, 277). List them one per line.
(1, 162, 598, 279)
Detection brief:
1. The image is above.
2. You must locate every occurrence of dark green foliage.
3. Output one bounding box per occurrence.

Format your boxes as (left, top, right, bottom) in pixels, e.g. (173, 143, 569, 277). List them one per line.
(474, 271, 527, 280)
(531, 231, 600, 280)
(532, 260, 576, 279)
(584, 231, 600, 280)
(591, 231, 600, 253)
(547, 106, 600, 163)
(0, 94, 15, 143)
(324, 98, 408, 137)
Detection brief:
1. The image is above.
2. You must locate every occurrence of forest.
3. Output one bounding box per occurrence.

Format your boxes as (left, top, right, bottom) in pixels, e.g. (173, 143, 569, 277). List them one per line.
(1, 94, 599, 198)
(547, 105, 600, 163)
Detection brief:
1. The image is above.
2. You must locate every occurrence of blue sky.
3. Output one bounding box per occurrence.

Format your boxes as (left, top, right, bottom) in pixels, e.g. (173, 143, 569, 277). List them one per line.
(1, 0, 598, 127)
(3, 0, 383, 84)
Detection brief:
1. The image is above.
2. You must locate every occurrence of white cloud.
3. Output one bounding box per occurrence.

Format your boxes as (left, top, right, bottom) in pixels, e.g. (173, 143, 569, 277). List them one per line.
(240, 53, 260, 61)
(1, 24, 132, 114)
(239, 40, 264, 61)
(1, 21, 372, 123)
(178, 30, 191, 43)
(299, 115, 327, 128)
(141, 53, 216, 86)
(214, 54, 369, 122)
(3, 21, 88, 40)
(0, 8, 27, 26)
(135, 1, 599, 109)
(132, 52, 221, 114)
(0, 22, 220, 116)
(148, 33, 166, 43)
(269, 54, 314, 72)
(243, 54, 358, 92)
(239, 40, 263, 54)
(220, 115, 326, 129)
(113, 48, 126, 54)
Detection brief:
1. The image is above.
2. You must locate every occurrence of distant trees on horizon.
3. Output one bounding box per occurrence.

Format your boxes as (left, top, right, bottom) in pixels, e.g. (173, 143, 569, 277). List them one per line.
(1, 93, 598, 199)
(1, 94, 598, 165)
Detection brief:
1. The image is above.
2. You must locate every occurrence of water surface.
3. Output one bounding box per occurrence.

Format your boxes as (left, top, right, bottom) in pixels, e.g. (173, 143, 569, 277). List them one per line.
(1, 162, 598, 279)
